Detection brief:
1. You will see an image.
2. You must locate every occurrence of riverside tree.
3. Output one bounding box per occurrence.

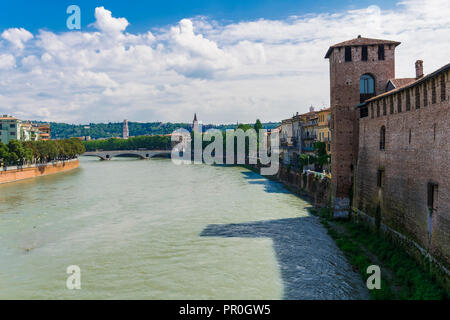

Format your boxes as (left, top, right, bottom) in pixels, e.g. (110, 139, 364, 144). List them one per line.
(83, 135, 172, 152)
(0, 138, 85, 167)
(297, 141, 331, 172)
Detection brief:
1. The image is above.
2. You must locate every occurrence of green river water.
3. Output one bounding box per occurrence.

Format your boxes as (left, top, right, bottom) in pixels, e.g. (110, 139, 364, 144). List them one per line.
(0, 157, 369, 299)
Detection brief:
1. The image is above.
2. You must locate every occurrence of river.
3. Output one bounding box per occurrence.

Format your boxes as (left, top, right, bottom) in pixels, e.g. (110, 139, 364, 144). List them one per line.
(0, 157, 369, 299)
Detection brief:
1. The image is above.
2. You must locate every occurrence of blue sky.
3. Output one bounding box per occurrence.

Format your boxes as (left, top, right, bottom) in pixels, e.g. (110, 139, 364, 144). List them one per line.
(0, 0, 396, 33)
(0, 0, 448, 124)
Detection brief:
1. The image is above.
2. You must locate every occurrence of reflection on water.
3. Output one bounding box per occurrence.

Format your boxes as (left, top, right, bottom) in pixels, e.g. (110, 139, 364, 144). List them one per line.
(0, 157, 369, 299)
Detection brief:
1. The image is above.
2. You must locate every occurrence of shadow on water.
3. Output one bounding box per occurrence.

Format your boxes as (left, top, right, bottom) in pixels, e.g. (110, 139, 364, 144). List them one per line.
(240, 171, 290, 194)
(201, 217, 370, 300)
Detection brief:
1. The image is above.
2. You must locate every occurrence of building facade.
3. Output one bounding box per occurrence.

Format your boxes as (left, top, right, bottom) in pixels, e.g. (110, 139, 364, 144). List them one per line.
(316, 108, 331, 154)
(0, 115, 52, 144)
(0, 115, 22, 144)
(278, 107, 331, 166)
(38, 124, 51, 141)
(279, 118, 293, 164)
(20, 122, 41, 141)
(299, 111, 318, 155)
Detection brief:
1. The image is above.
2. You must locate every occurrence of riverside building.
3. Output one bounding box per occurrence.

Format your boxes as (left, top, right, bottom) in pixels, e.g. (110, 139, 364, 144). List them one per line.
(0, 115, 51, 144)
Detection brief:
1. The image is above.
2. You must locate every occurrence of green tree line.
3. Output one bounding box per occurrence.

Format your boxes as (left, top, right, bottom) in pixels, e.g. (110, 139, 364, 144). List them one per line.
(0, 138, 85, 167)
(49, 121, 280, 139)
(83, 135, 172, 152)
(83, 119, 267, 154)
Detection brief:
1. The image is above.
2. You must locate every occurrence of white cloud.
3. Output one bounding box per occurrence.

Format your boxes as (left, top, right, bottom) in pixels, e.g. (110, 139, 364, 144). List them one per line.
(0, 54, 15, 69)
(93, 6, 129, 36)
(1, 27, 33, 49)
(0, 0, 449, 124)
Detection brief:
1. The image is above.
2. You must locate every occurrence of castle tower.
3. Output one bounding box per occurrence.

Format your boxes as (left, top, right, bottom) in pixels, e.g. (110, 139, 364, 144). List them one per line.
(325, 36, 400, 216)
(192, 113, 199, 133)
(123, 119, 129, 139)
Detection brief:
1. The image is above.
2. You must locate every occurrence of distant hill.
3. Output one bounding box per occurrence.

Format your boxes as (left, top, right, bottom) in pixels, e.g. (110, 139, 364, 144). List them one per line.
(48, 121, 280, 140)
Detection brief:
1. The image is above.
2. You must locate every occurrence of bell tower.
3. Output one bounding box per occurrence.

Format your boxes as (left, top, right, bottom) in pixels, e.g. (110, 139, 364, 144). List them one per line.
(325, 36, 400, 216)
(192, 113, 199, 133)
(123, 119, 129, 139)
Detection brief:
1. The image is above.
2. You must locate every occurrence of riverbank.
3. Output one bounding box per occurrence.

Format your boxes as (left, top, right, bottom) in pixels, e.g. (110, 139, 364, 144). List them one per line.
(311, 208, 448, 300)
(0, 159, 79, 184)
(242, 163, 448, 299)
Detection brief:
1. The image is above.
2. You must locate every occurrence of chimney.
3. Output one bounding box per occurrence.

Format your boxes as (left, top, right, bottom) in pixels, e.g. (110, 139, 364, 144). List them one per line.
(415, 60, 423, 79)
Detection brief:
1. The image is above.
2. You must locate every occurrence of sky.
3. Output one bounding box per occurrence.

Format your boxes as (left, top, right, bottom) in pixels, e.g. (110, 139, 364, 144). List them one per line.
(0, 0, 449, 124)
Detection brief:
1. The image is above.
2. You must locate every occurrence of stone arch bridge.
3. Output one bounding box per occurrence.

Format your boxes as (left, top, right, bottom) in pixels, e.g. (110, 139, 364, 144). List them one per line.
(83, 150, 171, 161)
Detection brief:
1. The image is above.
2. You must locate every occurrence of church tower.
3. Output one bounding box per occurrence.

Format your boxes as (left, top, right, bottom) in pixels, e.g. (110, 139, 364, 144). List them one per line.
(325, 36, 400, 216)
(192, 113, 199, 133)
(123, 119, 129, 139)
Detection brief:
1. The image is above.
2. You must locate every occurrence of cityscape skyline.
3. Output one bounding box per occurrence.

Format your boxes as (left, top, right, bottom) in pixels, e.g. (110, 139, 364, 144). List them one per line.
(0, 2, 448, 302)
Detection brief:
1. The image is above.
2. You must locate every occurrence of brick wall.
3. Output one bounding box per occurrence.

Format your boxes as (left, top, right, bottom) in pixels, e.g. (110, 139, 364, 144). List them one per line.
(354, 68, 450, 270)
(0, 159, 80, 184)
(327, 42, 397, 211)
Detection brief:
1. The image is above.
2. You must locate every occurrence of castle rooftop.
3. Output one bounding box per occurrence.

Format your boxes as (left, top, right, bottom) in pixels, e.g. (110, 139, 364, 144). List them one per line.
(325, 36, 401, 58)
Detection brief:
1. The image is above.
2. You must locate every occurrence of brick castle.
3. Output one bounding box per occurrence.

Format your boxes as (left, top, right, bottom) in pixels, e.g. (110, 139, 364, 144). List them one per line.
(326, 36, 449, 273)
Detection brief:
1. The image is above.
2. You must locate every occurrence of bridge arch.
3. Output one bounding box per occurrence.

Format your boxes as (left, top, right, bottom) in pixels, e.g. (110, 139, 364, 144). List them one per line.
(83, 150, 171, 161)
(112, 153, 147, 160)
(83, 154, 110, 161)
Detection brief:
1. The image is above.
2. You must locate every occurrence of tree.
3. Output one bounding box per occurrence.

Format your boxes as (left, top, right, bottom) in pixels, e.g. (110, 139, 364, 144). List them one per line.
(313, 141, 331, 171)
(298, 153, 315, 171)
(7, 140, 26, 165)
(83, 135, 170, 152)
(0, 142, 10, 166)
(2, 139, 85, 165)
(237, 123, 253, 131)
(254, 119, 263, 132)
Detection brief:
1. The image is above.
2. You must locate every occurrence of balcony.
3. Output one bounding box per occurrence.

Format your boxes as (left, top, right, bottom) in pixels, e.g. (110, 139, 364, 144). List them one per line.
(302, 146, 315, 152)
(301, 134, 317, 140)
(291, 137, 298, 147)
(303, 120, 318, 127)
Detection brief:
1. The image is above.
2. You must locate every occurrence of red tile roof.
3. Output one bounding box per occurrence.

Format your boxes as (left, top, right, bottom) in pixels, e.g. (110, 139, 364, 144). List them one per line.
(325, 36, 401, 58)
(389, 78, 416, 89)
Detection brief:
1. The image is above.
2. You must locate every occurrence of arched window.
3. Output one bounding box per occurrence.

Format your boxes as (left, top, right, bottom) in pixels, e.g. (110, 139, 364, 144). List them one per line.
(360, 74, 375, 102)
(380, 126, 386, 150)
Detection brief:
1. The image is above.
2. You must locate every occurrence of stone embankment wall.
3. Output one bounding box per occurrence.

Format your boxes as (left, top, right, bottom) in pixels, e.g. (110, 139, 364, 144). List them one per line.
(247, 163, 331, 207)
(0, 159, 79, 184)
(276, 166, 331, 207)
